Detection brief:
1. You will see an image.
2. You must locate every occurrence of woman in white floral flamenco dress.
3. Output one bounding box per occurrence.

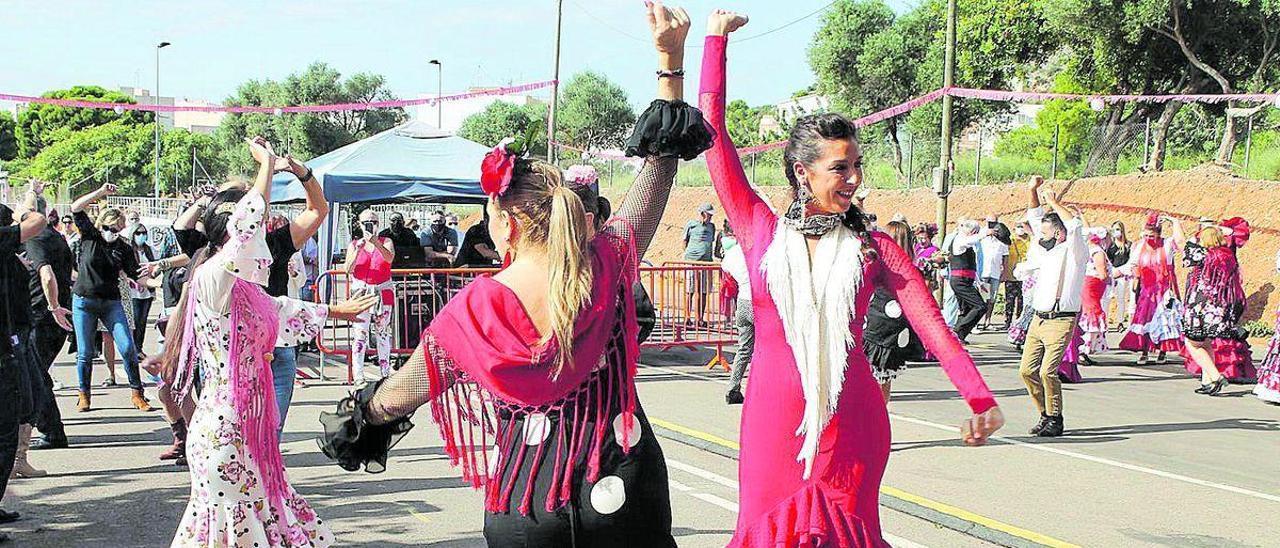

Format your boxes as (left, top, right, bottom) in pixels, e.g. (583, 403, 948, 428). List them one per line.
(161, 137, 376, 547)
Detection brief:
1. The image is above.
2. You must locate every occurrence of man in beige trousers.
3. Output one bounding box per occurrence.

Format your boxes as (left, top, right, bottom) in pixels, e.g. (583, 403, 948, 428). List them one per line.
(1019, 176, 1088, 437)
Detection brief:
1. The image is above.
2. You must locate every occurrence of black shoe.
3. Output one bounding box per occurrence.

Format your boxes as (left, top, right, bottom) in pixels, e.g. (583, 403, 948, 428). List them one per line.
(1037, 415, 1064, 437)
(1203, 378, 1228, 396)
(725, 389, 744, 405)
(0, 531, 10, 543)
(1028, 414, 1049, 435)
(0, 509, 20, 524)
(1081, 355, 1097, 366)
(29, 435, 68, 450)
(1194, 383, 1211, 394)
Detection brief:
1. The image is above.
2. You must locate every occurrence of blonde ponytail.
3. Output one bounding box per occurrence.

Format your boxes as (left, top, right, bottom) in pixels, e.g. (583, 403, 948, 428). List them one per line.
(545, 184, 594, 377)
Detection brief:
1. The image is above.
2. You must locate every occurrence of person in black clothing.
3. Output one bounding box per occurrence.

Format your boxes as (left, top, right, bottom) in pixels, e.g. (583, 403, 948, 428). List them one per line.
(125, 222, 157, 355)
(418, 211, 457, 267)
(68, 183, 154, 413)
(453, 211, 501, 267)
(1104, 220, 1134, 331)
(380, 211, 428, 268)
(950, 219, 994, 343)
(0, 194, 50, 539)
(23, 185, 76, 452)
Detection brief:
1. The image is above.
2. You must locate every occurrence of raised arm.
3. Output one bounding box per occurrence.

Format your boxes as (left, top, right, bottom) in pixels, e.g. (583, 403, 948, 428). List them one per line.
(283, 156, 329, 248)
(699, 12, 768, 251)
(1028, 175, 1044, 211)
(1163, 216, 1187, 250)
(612, 2, 701, 258)
(72, 183, 115, 214)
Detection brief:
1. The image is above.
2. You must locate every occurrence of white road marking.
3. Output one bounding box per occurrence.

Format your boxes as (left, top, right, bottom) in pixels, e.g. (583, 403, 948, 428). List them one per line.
(668, 479, 693, 492)
(639, 363, 729, 384)
(891, 413, 1280, 504)
(667, 458, 739, 489)
(691, 492, 740, 512)
(643, 361, 1280, 507)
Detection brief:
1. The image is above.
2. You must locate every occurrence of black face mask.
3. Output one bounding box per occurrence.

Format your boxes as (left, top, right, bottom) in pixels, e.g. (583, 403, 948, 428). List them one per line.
(1039, 237, 1058, 251)
(987, 221, 997, 229)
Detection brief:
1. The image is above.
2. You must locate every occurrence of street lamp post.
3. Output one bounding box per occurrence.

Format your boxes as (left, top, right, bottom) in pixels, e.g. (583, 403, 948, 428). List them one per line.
(429, 59, 443, 128)
(154, 41, 171, 198)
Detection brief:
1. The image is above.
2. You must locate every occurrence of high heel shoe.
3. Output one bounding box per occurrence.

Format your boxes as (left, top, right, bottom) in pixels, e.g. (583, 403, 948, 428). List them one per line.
(1203, 377, 1228, 396)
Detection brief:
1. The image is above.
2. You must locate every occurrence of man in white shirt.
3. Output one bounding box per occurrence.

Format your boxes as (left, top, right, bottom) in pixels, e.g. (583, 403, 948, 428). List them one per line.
(949, 219, 992, 342)
(1019, 176, 1088, 438)
(978, 216, 1009, 329)
(721, 235, 753, 405)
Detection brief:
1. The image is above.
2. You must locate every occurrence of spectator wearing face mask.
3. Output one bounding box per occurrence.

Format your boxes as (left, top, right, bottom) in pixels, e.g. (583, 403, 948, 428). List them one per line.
(379, 211, 427, 269)
(418, 211, 458, 268)
(446, 212, 462, 251)
(126, 221, 157, 356)
(978, 215, 1010, 330)
(67, 183, 154, 413)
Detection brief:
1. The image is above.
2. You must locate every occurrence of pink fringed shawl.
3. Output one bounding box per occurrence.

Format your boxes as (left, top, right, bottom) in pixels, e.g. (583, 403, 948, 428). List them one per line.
(172, 276, 288, 508)
(423, 231, 641, 515)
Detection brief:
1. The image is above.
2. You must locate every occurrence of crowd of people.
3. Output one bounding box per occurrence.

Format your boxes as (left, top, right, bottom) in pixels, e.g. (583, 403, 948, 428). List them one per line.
(0, 3, 1277, 547)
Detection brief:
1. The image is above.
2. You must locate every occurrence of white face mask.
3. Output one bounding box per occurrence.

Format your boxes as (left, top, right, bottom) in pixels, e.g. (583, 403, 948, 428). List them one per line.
(101, 229, 120, 243)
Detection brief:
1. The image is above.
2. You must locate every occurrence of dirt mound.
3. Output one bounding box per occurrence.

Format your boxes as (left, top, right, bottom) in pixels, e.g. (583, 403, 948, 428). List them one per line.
(622, 166, 1280, 324)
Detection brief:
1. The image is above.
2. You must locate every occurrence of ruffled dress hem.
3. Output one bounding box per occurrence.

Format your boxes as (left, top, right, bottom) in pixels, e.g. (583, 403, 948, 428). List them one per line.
(729, 483, 883, 548)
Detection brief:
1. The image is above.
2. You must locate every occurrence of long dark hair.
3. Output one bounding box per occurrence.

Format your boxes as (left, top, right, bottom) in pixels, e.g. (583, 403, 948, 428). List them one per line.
(783, 113, 875, 255)
(159, 188, 247, 382)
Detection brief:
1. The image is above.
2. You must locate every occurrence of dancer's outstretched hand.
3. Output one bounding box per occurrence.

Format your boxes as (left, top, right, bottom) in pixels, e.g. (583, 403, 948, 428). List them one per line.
(961, 406, 1004, 446)
(329, 293, 380, 321)
(706, 9, 748, 37)
(647, 1, 690, 53)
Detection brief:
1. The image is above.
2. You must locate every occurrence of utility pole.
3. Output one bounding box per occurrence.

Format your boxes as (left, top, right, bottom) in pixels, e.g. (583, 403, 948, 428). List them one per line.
(154, 41, 171, 198)
(547, 0, 565, 163)
(933, 0, 957, 253)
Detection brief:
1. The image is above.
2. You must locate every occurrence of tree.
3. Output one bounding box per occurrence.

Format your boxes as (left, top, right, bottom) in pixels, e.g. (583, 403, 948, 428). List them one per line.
(905, 0, 1056, 156)
(0, 111, 16, 161)
(1124, 0, 1280, 163)
(555, 71, 635, 153)
(1043, 0, 1207, 173)
(458, 101, 548, 155)
(23, 121, 153, 196)
(724, 99, 777, 147)
(217, 63, 406, 175)
(20, 122, 226, 196)
(15, 85, 153, 159)
(809, 1, 904, 178)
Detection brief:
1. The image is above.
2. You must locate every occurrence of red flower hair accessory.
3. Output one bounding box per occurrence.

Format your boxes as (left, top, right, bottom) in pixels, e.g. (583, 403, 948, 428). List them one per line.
(480, 138, 517, 198)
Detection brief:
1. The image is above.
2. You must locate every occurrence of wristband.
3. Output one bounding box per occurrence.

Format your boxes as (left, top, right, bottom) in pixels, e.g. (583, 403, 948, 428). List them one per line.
(656, 68, 685, 79)
(300, 168, 315, 183)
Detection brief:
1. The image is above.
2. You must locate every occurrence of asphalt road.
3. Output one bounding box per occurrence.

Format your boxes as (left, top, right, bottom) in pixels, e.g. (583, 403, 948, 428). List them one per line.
(3, 326, 1277, 547)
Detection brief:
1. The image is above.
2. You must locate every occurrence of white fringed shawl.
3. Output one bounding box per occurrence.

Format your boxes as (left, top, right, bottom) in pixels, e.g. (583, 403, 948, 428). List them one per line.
(761, 222, 864, 479)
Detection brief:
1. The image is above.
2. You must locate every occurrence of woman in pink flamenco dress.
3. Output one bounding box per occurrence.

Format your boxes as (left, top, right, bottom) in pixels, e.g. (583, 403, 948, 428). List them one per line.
(699, 11, 1005, 547)
(1118, 213, 1184, 363)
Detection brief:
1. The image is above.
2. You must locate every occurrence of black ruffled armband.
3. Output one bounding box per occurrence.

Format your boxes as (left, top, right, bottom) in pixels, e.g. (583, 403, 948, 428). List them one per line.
(623, 99, 715, 161)
(317, 380, 414, 474)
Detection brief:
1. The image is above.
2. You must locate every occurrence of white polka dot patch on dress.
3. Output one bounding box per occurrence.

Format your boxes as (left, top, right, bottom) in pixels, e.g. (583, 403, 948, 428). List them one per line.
(590, 476, 626, 514)
(612, 413, 641, 450)
(884, 300, 902, 318)
(522, 413, 551, 446)
(897, 329, 912, 349)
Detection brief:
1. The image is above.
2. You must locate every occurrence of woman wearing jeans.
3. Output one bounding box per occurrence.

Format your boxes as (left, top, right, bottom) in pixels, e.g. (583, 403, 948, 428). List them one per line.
(69, 183, 155, 413)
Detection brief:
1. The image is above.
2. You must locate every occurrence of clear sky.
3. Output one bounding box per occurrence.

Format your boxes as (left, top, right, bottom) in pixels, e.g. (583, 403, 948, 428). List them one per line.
(1, 0, 916, 110)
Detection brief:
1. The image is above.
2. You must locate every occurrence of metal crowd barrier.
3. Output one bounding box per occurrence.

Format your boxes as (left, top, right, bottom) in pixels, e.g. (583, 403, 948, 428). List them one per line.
(310, 263, 739, 383)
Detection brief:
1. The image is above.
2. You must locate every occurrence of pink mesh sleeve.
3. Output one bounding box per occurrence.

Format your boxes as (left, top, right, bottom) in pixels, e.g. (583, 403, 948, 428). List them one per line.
(874, 232, 997, 414)
(699, 35, 774, 251)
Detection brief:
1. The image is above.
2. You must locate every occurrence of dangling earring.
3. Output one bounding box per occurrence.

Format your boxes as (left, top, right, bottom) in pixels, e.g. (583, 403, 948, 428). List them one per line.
(797, 182, 815, 204)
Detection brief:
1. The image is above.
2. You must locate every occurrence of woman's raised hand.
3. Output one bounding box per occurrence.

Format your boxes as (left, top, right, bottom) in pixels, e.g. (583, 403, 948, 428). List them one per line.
(646, 1, 690, 54)
(706, 9, 748, 37)
(246, 136, 277, 166)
